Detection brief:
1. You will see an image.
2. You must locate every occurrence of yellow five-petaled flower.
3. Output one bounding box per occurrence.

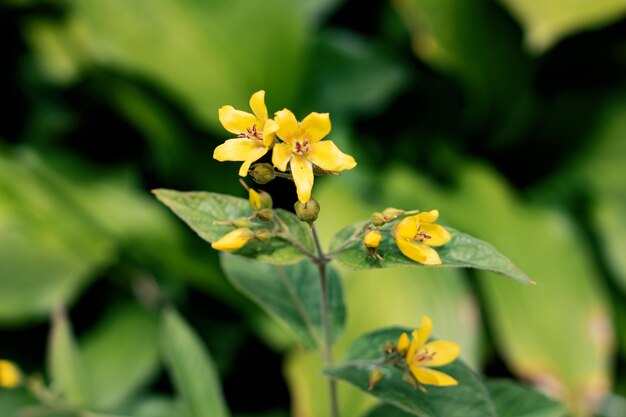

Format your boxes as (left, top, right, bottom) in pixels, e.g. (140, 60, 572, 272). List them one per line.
(214, 91, 279, 177)
(272, 109, 356, 203)
(393, 210, 451, 265)
(397, 316, 460, 387)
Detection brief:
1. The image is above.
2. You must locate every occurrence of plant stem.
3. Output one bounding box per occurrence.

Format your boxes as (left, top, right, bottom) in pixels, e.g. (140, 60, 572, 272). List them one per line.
(311, 225, 340, 417)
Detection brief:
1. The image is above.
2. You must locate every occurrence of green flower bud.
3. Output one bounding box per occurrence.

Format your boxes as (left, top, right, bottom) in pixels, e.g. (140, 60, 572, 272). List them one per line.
(231, 218, 250, 228)
(250, 163, 276, 184)
(371, 212, 385, 226)
(368, 368, 384, 391)
(256, 208, 274, 222)
(382, 207, 405, 221)
(294, 198, 320, 224)
(254, 229, 273, 242)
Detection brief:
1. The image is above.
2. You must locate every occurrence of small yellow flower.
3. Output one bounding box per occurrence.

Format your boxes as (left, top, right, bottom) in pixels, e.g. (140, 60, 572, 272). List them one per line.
(392, 210, 451, 265)
(211, 228, 254, 251)
(249, 189, 262, 211)
(364, 230, 382, 249)
(399, 316, 460, 387)
(0, 359, 22, 389)
(272, 109, 356, 203)
(214, 91, 279, 176)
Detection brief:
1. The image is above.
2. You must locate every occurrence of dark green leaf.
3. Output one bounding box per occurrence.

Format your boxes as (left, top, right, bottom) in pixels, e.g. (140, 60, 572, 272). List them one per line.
(154, 189, 314, 264)
(221, 253, 345, 349)
(331, 222, 532, 284)
(487, 379, 566, 417)
(326, 327, 497, 417)
(160, 309, 229, 417)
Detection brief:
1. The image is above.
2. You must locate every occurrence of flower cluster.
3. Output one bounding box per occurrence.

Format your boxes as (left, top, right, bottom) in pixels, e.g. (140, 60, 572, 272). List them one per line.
(213, 91, 357, 203)
(362, 209, 451, 265)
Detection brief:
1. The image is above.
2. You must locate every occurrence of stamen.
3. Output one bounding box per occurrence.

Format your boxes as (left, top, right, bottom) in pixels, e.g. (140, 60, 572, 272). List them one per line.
(238, 124, 263, 141)
(416, 348, 437, 363)
(294, 139, 310, 155)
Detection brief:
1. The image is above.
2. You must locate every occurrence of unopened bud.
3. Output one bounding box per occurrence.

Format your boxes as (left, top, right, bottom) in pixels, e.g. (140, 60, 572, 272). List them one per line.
(384, 341, 395, 355)
(368, 368, 384, 391)
(254, 229, 273, 242)
(250, 163, 276, 184)
(370, 212, 385, 227)
(0, 360, 22, 389)
(256, 208, 274, 222)
(232, 218, 250, 228)
(211, 228, 254, 251)
(364, 231, 382, 249)
(294, 198, 320, 224)
(382, 207, 405, 221)
(249, 189, 273, 211)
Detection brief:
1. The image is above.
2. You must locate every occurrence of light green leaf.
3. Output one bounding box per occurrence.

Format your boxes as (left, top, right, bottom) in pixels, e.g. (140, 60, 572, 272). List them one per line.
(81, 304, 160, 409)
(47, 309, 92, 407)
(331, 223, 532, 284)
(486, 379, 566, 417)
(153, 189, 315, 264)
(160, 309, 229, 417)
(221, 253, 345, 349)
(498, 0, 626, 52)
(325, 327, 496, 417)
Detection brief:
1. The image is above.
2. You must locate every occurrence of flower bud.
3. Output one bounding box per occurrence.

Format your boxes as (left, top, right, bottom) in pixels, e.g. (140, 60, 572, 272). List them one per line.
(382, 207, 405, 221)
(232, 218, 250, 228)
(364, 231, 382, 249)
(256, 208, 274, 222)
(0, 360, 22, 389)
(294, 198, 320, 224)
(368, 368, 384, 391)
(254, 229, 273, 242)
(211, 228, 254, 251)
(370, 212, 385, 227)
(250, 163, 276, 184)
(249, 189, 273, 211)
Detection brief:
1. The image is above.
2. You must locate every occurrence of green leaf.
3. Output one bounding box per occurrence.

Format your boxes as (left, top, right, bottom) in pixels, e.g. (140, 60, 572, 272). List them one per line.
(331, 223, 532, 285)
(47, 309, 92, 407)
(160, 309, 229, 417)
(498, 0, 626, 52)
(325, 327, 497, 417)
(153, 189, 315, 264)
(362, 404, 416, 417)
(220, 253, 345, 349)
(81, 304, 160, 409)
(486, 379, 566, 417)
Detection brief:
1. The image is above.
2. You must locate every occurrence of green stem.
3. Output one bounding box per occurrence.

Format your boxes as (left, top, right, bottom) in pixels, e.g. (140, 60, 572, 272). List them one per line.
(311, 225, 340, 417)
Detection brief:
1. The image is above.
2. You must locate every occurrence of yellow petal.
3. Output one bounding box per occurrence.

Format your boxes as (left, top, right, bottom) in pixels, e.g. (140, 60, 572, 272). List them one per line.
(213, 138, 265, 162)
(249, 90, 268, 121)
(421, 341, 461, 367)
(0, 360, 22, 388)
(212, 228, 253, 251)
(409, 365, 439, 385)
(239, 147, 269, 177)
(249, 189, 262, 211)
(393, 216, 418, 240)
(411, 366, 458, 386)
(300, 112, 331, 143)
(396, 238, 442, 265)
(397, 332, 410, 355)
(415, 209, 439, 224)
(263, 119, 279, 148)
(415, 316, 433, 347)
(419, 223, 451, 247)
(275, 109, 299, 143)
(364, 230, 382, 248)
(218, 105, 256, 135)
(290, 155, 314, 203)
(406, 329, 421, 365)
(306, 141, 357, 172)
(272, 142, 292, 172)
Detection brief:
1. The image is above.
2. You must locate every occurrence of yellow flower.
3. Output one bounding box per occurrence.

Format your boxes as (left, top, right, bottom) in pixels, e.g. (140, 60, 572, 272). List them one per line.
(272, 109, 356, 203)
(0, 359, 22, 389)
(392, 210, 451, 265)
(364, 230, 382, 249)
(214, 91, 279, 176)
(399, 316, 460, 387)
(211, 228, 253, 251)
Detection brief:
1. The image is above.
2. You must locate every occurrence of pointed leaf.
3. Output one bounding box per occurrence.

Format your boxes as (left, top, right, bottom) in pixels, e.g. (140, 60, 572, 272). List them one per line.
(331, 223, 532, 284)
(221, 253, 345, 349)
(153, 189, 314, 264)
(487, 379, 566, 417)
(160, 309, 229, 417)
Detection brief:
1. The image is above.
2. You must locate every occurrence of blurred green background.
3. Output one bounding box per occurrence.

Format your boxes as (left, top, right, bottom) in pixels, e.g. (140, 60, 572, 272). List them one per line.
(1, 0, 626, 416)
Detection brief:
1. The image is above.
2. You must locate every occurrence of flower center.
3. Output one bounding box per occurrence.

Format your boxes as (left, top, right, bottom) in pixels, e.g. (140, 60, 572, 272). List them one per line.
(293, 139, 311, 155)
(237, 124, 263, 141)
(415, 225, 432, 242)
(415, 347, 437, 365)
